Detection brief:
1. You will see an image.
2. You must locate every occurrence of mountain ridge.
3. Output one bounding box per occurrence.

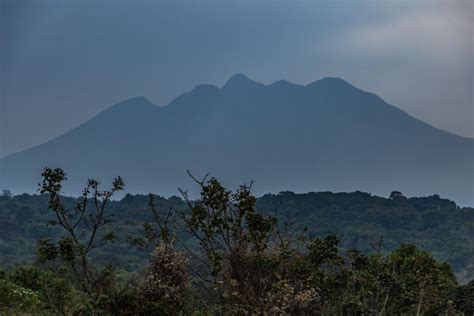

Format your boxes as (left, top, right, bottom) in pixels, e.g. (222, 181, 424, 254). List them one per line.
(1, 74, 473, 204)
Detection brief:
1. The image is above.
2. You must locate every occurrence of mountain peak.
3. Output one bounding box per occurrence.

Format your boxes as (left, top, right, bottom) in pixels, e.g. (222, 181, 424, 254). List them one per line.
(227, 73, 251, 82)
(1, 74, 473, 206)
(269, 79, 304, 90)
(222, 73, 262, 90)
(306, 77, 355, 89)
(121, 96, 155, 107)
(320, 77, 352, 86)
(109, 96, 156, 111)
(98, 96, 157, 119)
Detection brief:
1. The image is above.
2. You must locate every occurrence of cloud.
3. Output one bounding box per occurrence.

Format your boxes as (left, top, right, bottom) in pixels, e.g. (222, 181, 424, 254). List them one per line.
(325, 2, 473, 138)
(341, 6, 472, 64)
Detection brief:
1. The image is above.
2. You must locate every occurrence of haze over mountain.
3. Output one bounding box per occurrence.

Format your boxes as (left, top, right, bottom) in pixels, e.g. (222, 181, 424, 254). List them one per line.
(1, 74, 473, 204)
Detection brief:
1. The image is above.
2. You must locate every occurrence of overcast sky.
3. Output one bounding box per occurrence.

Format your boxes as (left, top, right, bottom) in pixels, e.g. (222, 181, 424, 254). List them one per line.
(1, 0, 473, 158)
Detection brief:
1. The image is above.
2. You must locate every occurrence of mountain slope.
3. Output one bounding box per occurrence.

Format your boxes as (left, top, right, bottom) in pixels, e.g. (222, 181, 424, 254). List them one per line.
(1, 74, 473, 204)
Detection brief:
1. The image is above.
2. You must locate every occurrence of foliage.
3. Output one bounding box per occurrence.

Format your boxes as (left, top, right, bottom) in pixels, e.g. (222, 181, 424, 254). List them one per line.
(37, 167, 124, 297)
(136, 242, 190, 314)
(0, 265, 82, 314)
(441, 280, 474, 314)
(2, 188, 473, 281)
(176, 176, 460, 314)
(0, 171, 473, 314)
(180, 175, 317, 314)
(0, 277, 40, 314)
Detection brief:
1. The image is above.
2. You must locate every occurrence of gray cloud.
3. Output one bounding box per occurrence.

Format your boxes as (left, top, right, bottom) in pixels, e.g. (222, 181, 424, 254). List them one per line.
(331, 1, 473, 138)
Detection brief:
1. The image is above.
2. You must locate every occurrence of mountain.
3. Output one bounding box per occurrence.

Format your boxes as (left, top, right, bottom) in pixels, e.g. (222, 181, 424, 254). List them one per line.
(1, 74, 473, 204)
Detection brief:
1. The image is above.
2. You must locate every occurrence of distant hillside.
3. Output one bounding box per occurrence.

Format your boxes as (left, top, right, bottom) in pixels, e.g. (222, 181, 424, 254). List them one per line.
(0, 74, 473, 204)
(0, 190, 473, 282)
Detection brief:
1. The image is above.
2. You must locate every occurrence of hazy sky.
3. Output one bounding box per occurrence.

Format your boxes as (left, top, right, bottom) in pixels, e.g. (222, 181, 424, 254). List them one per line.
(1, 0, 473, 158)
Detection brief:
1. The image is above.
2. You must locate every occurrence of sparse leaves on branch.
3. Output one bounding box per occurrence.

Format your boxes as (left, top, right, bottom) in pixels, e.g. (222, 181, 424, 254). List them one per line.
(37, 167, 124, 296)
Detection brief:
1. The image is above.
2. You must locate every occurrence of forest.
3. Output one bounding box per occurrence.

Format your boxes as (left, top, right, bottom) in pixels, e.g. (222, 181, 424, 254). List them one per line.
(0, 168, 473, 314)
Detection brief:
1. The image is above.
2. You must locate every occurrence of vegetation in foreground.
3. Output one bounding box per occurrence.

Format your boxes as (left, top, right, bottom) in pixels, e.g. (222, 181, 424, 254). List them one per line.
(1, 185, 474, 280)
(0, 168, 473, 314)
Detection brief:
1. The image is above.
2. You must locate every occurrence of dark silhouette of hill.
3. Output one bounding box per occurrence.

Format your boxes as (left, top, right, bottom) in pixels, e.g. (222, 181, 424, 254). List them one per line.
(1, 74, 473, 204)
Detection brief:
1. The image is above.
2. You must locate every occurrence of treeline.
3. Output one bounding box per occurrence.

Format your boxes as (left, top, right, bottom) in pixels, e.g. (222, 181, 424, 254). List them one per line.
(0, 169, 473, 314)
(1, 185, 473, 281)
(257, 190, 474, 282)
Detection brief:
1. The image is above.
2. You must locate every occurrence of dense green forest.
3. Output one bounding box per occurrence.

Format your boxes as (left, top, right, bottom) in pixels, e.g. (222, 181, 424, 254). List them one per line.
(0, 169, 474, 314)
(1, 187, 473, 281)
